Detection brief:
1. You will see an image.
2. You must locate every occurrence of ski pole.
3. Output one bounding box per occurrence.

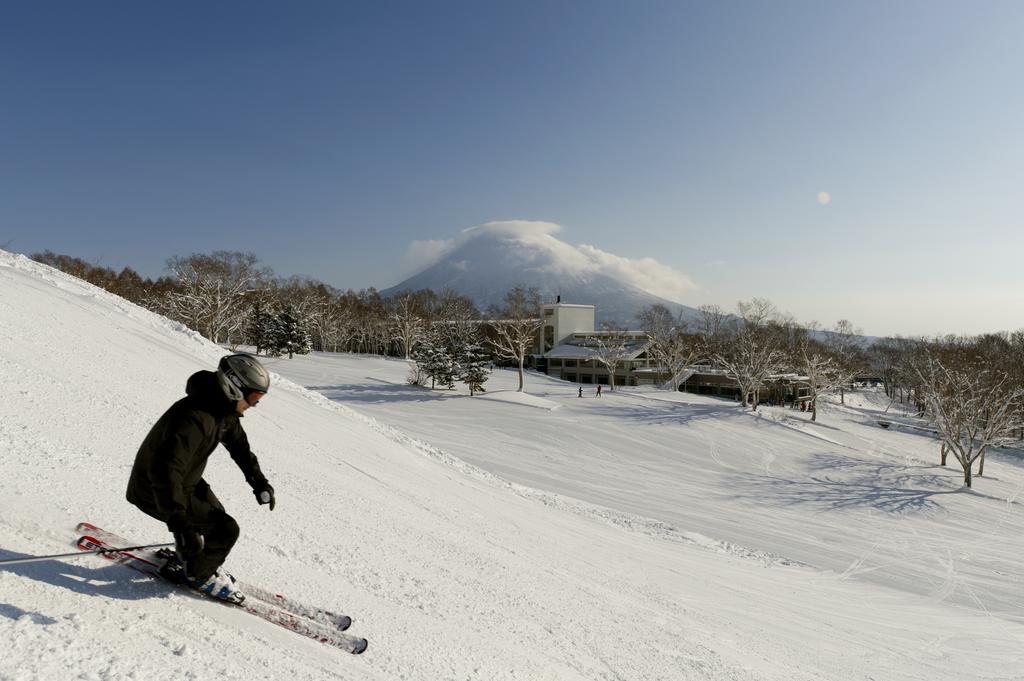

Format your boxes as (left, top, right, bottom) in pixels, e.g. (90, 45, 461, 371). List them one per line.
(0, 540, 174, 567)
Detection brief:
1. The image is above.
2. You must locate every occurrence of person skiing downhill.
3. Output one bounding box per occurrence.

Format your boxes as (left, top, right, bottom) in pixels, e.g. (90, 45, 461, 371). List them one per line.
(126, 353, 275, 602)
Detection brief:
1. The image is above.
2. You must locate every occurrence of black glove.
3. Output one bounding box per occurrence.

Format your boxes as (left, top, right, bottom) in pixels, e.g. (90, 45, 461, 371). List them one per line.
(253, 483, 275, 511)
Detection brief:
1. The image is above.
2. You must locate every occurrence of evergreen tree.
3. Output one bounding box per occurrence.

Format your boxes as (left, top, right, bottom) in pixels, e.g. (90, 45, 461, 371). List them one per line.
(432, 342, 456, 390)
(413, 336, 441, 389)
(246, 300, 276, 356)
(412, 337, 436, 388)
(414, 329, 456, 389)
(459, 341, 490, 396)
(269, 305, 313, 359)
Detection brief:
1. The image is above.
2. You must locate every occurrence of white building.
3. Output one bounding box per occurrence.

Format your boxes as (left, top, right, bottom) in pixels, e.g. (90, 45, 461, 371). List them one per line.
(539, 300, 596, 353)
(536, 300, 661, 387)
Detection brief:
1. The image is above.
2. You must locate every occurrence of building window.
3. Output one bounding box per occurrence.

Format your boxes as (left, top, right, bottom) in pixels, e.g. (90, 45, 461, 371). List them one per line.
(544, 309, 554, 316)
(565, 359, 577, 367)
(564, 373, 576, 382)
(550, 359, 562, 367)
(544, 326, 554, 351)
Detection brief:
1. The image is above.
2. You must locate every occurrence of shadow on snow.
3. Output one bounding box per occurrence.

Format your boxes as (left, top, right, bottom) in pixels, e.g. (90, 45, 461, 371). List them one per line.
(732, 452, 1005, 515)
(0, 548, 169, 624)
(307, 382, 452, 404)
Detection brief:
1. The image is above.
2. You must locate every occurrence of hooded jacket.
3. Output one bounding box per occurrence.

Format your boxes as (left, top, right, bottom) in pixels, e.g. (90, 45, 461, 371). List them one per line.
(126, 370, 268, 528)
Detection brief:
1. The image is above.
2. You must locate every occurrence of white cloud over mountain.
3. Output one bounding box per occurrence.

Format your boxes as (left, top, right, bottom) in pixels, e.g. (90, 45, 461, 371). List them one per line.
(400, 220, 699, 303)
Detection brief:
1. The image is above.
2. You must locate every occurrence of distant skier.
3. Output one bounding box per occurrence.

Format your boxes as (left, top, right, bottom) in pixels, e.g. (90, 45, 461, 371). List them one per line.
(578, 386, 583, 398)
(596, 384, 603, 397)
(126, 353, 275, 602)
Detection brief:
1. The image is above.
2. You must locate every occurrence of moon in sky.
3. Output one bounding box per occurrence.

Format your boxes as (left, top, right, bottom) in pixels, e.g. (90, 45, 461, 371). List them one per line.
(817, 191, 832, 205)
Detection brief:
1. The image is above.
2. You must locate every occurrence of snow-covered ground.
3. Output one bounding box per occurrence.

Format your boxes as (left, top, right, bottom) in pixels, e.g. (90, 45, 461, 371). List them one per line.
(2, 248, 1024, 680)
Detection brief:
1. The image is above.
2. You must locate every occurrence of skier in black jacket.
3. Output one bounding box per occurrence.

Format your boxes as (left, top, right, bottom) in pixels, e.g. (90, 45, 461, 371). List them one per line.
(126, 353, 275, 601)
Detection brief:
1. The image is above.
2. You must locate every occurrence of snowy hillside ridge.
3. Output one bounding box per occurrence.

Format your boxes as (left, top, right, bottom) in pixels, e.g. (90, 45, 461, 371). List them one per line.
(0, 248, 339, 411)
(1, 250, 208, 351)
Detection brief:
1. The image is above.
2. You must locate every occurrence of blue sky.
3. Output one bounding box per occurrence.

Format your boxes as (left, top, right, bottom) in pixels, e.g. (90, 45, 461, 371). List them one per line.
(2, 1, 1021, 337)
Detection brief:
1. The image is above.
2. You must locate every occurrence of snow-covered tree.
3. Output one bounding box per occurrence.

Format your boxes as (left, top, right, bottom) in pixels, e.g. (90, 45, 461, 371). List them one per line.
(406, 362, 428, 386)
(798, 341, 843, 422)
(714, 299, 787, 411)
(433, 347, 457, 390)
(304, 285, 346, 353)
(916, 349, 1024, 487)
(696, 304, 730, 354)
(431, 290, 480, 386)
(780, 321, 853, 422)
(587, 325, 633, 391)
(639, 304, 702, 391)
(411, 338, 436, 388)
(163, 251, 269, 343)
(268, 305, 313, 359)
(487, 287, 542, 392)
(246, 299, 277, 356)
(458, 340, 490, 396)
(388, 290, 428, 360)
(822, 319, 866, 404)
(414, 330, 455, 390)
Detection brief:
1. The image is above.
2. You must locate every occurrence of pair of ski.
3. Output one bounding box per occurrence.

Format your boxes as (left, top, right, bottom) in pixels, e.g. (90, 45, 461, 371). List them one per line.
(75, 522, 367, 655)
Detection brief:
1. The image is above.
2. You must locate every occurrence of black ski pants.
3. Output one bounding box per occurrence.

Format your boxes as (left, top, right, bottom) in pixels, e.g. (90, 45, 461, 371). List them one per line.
(134, 480, 240, 582)
(184, 490, 240, 582)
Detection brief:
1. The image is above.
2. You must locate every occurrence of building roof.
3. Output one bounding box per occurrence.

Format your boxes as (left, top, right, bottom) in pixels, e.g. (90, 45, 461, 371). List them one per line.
(567, 330, 646, 338)
(544, 341, 650, 361)
(684, 367, 813, 383)
(544, 345, 600, 360)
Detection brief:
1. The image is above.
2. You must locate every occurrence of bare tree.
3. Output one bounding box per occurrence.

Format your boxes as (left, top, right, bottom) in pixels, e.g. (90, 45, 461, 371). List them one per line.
(822, 320, 865, 404)
(797, 334, 844, 423)
(587, 324, 634, 391)
(162, 251, 269, 343)
(351, 288, 388, 354)
(487, 287, 542, 392)
(638, 304, 675, 342)
(697, 304, 728, 350)
(714, 299, 787, 411)
(639, 304, 701, 391)
(388, 290, 429, 360)
(916, 349, 1024, 488)
(299, 284, 343, 352)
(869, 336, 926, 409)
(334, 290, 367, 353)
(1011, 330, 1024, 443)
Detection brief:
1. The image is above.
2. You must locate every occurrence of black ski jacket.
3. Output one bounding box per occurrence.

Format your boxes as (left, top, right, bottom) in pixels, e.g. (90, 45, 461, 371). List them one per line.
(126, 370, 268, 528)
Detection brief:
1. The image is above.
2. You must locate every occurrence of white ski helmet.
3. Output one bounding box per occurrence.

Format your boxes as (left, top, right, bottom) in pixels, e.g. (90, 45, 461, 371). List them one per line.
(217, 353, 271, 401)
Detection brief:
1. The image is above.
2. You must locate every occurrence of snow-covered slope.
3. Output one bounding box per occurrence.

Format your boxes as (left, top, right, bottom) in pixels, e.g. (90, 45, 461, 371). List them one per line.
(2, 249, 1023, 680)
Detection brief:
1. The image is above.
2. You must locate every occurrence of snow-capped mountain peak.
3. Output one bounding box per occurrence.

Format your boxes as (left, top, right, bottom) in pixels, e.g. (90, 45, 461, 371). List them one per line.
(386, 221, 700, 324)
